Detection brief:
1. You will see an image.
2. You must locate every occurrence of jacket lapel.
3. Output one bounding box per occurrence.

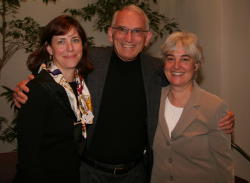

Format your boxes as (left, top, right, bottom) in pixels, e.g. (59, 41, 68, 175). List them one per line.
(87, 47, 112, 121)
(140, 53, 162, 146)
(86, 47, 112, 144)
(37, 70, 76, 121)
(158, 87, 171, 140)
(171, 82, 201, 139)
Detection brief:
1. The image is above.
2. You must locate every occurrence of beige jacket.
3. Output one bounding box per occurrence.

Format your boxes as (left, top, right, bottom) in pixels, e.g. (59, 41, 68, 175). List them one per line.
(151, 82, 234, 183)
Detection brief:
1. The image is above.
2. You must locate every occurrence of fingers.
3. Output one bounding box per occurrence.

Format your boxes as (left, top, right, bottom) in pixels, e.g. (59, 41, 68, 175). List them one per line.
(219, 117, 234, 128)
(13, 88, 28, 108)
(17, 80, 30, 93)
(13, 80, 30, 108)
(12, 75, 34, 108)
(13, 93, 21, 108)
(220, 128, 234, 134)
(218, 111, 235, 134)
(218, 111, 234, 127)
(13, 89, 28, 104)
(28, 74, 35, 80)
(219, 121, 234, 134)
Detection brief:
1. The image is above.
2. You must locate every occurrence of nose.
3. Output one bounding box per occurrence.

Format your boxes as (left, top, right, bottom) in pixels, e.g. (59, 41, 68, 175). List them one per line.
(124, 30, 132, 42)
(66, 42, 73, 51)
(174, 60, 180, 69)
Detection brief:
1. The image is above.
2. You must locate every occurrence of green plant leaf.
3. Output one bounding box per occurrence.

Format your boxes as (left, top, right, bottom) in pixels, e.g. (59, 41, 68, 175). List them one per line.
(0, 85, 17, 112)
(6, 17, 41, 53)
(0, 124, 17, 144)
(65, 0, 179, 43)
(42, 0, 56, 4)
(0, 116, 8, 130)
(0, 85, 18, 144)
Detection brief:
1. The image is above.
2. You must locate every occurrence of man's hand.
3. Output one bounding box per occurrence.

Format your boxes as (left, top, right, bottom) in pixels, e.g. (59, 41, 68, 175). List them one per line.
(13, 74, 34, 108)
(218, 111, 235, 134)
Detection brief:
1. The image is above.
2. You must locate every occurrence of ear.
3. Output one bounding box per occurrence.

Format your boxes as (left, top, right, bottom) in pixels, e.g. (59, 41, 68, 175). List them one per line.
(144, 31, 153, 47)
(108, 27, 114, 43)
(194, 62, 200, 71)
(46, 44, 53, 56)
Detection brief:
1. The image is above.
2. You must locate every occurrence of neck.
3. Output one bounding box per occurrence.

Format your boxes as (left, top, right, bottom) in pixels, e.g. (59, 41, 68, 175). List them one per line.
(114, 48, 138, 62)
(168, 82, 193, 107)
(52, 62, 75, 82)
(61, 69, 75, 82)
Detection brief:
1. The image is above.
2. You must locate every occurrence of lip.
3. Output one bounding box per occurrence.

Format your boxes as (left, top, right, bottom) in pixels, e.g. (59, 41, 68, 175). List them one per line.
(63, 55, 77, 58)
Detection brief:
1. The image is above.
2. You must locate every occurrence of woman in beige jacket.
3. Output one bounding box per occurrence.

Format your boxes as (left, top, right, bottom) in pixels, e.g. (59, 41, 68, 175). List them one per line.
(151, 32, 234, 183)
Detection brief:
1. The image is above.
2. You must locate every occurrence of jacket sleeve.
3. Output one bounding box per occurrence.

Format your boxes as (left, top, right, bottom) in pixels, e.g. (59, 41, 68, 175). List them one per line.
(208, 102, 234, 183)
(16, 80, 50, 183)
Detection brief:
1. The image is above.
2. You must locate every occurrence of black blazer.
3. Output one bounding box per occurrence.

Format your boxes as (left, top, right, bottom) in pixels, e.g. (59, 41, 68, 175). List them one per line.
(86, 47, 163, 176)
(15, 70, 80, 183)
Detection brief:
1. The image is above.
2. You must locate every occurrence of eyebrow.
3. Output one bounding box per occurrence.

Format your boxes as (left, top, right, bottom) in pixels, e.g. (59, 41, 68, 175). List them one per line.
(165, 54, 171, 56)
(54, 35, 80, 40)
(71, 36, 81, 39)
(114, 25, 147, 30)
(181, 54, 191, 57)
(166, 54, 191, 57)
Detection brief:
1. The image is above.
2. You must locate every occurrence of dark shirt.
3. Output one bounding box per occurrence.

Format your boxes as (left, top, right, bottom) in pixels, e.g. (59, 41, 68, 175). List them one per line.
(69, 82, 77, 95)
(86, 51, 147, 164)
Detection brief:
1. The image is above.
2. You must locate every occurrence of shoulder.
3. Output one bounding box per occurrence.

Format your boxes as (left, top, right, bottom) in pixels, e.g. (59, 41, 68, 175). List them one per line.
(199, 88, 225, 106)
(195, 88, 229, 130)
(27, 70, 57, 97)
(18, 72, 53, 114)
(141, 52, 162, 67)
(141, 52, 167, 85)
(89, 46, 112, 54)
(35, 69, 55, 82)
(196, 87, 228, 117)
(89, 46, 112, 60)
(139, 52, 163, 75)
(88, 47, 113, 70)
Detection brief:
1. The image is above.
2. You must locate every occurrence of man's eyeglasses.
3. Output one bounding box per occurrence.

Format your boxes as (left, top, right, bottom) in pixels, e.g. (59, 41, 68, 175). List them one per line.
(112, 26, 149, 36)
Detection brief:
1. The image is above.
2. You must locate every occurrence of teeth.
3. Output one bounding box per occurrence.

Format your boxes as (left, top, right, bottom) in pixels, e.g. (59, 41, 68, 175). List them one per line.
(123, 44, 134, 48)
(172, 72, 183, 76)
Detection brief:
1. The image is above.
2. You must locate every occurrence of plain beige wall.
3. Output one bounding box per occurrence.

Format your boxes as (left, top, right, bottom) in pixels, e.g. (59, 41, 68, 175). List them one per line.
(221, 0, 250, 181)
(0, 0, 249, 181)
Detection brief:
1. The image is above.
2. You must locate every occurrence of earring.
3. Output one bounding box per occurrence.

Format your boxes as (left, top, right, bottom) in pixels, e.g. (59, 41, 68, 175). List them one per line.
(49, 54, 53, 61)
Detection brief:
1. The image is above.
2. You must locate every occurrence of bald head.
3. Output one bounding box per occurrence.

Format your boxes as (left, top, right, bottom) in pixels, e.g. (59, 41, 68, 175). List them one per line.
(111, 5, 150, 30)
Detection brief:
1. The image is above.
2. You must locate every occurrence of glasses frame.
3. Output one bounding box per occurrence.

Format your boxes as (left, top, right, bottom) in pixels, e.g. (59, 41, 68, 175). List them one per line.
(111, 26, 149, 36)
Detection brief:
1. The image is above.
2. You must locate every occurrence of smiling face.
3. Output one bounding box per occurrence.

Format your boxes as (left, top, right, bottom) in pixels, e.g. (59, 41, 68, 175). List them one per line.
(46, 27, 83, 72)
(164, 46, 199, 89)
(108, 9, 152, 61)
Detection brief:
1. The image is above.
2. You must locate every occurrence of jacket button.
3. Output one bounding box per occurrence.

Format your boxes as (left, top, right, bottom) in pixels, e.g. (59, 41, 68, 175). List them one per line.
(170, 175, 174, 181)
(168, 158, 173, 163)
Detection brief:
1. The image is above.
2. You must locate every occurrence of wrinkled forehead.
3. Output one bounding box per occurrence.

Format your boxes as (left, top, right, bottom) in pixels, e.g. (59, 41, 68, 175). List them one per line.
(165, 42, 195, 56)
(114, 9, 147, 28)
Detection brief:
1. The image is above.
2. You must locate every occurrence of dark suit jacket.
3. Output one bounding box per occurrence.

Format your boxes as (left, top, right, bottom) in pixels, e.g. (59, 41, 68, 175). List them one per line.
(15, 70, 80, 183)
(86, 47, 163, 175)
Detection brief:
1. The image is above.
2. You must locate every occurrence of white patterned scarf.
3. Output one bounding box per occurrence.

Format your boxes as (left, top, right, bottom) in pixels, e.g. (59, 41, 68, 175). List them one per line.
(39, 62, 94, 138)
